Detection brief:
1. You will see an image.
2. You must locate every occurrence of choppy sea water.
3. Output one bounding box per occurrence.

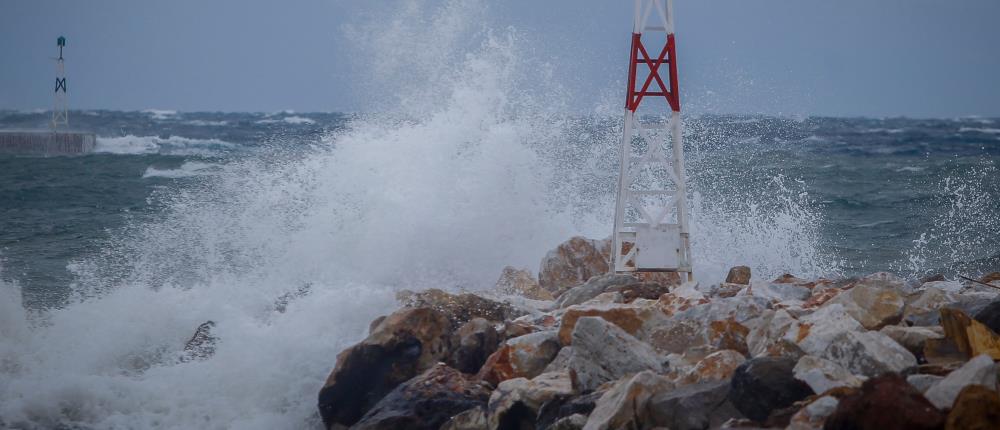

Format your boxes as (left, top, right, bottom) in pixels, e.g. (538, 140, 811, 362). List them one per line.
(1, 3, 999, 427)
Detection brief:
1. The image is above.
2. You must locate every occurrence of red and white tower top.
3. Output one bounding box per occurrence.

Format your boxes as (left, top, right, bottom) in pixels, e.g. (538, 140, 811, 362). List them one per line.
(611, 0, 693, 280)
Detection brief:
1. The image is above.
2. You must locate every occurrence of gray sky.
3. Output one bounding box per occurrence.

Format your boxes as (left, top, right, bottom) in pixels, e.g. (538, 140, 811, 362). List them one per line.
(1, 0, 998, 117)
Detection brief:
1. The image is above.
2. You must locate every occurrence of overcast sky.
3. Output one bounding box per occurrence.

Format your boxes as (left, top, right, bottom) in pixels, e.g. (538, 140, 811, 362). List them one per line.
(2, 0, 998, 117)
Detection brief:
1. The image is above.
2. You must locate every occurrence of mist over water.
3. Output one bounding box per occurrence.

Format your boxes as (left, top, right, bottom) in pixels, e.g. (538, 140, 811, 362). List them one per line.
(0, 1, 998, 429)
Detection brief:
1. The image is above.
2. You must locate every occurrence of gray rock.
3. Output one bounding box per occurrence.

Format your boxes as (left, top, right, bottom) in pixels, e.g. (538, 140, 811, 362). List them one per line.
(487, 371, 575, 430)
(924, 354, 998, 410)
(728, 357, 812, 423)
(353, 364, 491, 430)
(648, 379, 744, 430)
(568, 317, 667, 392)
(448, 317, 500, 374)
(583, 371, 673, 430)
(551, 414, 588, 430)
(747, 280, 811, 302)
(906, 374, 943, 393)
(821, 330, 917, 377)
(879, 325, 943, 358)
(793, 355, 864, 394)
(439, 407, 487, 430)
(555, 274, 638, 308)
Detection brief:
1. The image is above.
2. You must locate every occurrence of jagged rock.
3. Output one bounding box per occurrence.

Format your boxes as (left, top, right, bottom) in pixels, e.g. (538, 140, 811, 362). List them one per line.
(793, 355, 864, 394)
(907, 293, 994, 327)
(495, 266, 554, 301)
(583, 370, 673, 430)
(557, 301, 663, 345)
(786, 395, 839, 430)
(648, 379, 744, 430)
(607, 281, 671, 303)
(487, 371, 575, 430)
(924, 280, 964, 293)
(536, 392, 602, 430)
(180, 320, 217, 362)
(746, 280, 811, 302)
(821, 330, 917, 377)
(880, 325, 944, 359)
(826, 281, 905, 330)
(568, 316, 667, 392)
(745, 309, 798, 358)
(973, 299, 1000, 335)
(711, 283, 746, 298)
(924, 337, 970, 365)
(449, 318, 501, 374)
(539, 236, 611, 296)
(824, 373, 945, 430)
(728, 357, 812, 423)
(398, 288, 522, 328)
(908, 374, 944, 393)
(650, 296, 769, 357)
(773, 274, 813, 285)
(924, 354, 998, 410)
(581, 291, 624, 306)
(554, 274, 638, 308)
(318, 307, 451, 428)
(352, 364, 491, 430)
(939, 307, 1000, 359)
(551, 413, 588, 430)
(477, 330, 561, 385)
(439, 407, 487, 430)
(783, 304, 863, 357)
(945, 385, 1000, 430)
(905, 288, 960, 326)
(726, 266, 752, 285)
(677, 349, 746, 386)
(368, 315, 387, 334)
(982, 272, 1000, 284)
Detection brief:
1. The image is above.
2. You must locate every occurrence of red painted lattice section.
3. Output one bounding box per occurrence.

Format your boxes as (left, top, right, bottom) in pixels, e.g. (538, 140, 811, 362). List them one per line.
(625, 33, 679, 112)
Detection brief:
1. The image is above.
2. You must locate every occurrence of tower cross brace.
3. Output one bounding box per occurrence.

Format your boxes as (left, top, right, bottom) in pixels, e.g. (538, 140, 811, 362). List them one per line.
(52, 36, 69, 130)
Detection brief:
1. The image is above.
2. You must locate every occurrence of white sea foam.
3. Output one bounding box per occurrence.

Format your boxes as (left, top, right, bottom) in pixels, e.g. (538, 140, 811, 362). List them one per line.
(0, 1, 839, 428)
(255, 116, 316, 125)
(142, 109, 178, 120)
(143, 161, 221, 179)
(96, 135, 235, 156)
(959, 127, 1000, 134)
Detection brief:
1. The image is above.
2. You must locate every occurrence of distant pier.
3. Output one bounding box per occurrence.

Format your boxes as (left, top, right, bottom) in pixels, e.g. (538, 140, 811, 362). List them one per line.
(0, 130, 96, 155)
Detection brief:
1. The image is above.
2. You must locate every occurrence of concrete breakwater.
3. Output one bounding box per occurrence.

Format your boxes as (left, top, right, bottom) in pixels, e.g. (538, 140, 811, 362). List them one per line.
(0, 131, 96, 155)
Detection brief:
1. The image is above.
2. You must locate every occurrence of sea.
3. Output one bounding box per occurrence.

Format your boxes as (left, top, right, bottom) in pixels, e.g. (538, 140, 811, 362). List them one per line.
(2, 6, 1000, 429)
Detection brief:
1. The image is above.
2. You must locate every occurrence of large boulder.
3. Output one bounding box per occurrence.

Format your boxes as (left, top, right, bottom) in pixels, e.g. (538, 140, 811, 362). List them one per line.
(557, 301, 663, 345)
(782, 304, 863, 357)
(448, 317, 501, 374)
(946, 385, 1000, 430)
(495, 266, 554, 301)
(582, 370, 673, 430)
(939, 307, 1000, 360)
(554, 274, 638, 308)
(879, 325, 944, 360)
(539, 236, 611, 296)
(786, 395, 839, 430)
(973, 298, 1000, 335)
(318, 307, 451, 428)
(824, 373, 945, 430)
(567, 316, 667, 392)
(648, 379, 744, 430)
(677, 349, 747, 386)
(820, 330, 917, 377)
(478, 330, 561, 386)
(726, 266, 752, 285)
(728, 357, 812, 423)
(487, 371, 575, 429)
(924, 354, 998, 410)
(793, 355, 864, 394)
(826, 281, 905, 330)
(352, 364, 491, 430)
(398, 288, 522, 329)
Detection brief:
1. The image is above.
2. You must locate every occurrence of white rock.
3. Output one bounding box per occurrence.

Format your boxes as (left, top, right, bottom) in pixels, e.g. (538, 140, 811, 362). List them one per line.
(921, 280, 964, 293)
(672, 281, 705, 300)
(746, 309, 797, 357)
(569, 316, 666, 391)
(747, 280, 811, 302)
(793, 355, 865, 394)
(787, 395, 840, 430)
(906, 374, 943, 393)
(785, 304, 864, 356)
(583, 370, 673, 430)
(821, 330, 917, 377)
(924, 354, 998, 410)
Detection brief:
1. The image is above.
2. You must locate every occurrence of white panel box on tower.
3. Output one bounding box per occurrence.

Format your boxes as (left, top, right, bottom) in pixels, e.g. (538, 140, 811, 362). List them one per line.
(611, 0, 693, 280)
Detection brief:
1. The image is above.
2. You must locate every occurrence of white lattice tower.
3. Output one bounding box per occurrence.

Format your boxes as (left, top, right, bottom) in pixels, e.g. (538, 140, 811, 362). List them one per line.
(611, 0, 693, 280)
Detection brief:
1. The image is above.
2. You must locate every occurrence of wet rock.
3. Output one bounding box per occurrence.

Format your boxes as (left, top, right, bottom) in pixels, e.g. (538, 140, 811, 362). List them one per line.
(557, 301, 662, 345)
(905, 288, 960, 326)
(538, 236, 611, 297)
(726, 266, 752, 285)
(783, 304, 863, 357)
(773, 274, 813, 285)
(924, 354, 998, 410)
(554, 274, 638, 308)
(945, 385, 1000, 430)
(907, 293, 994, 327)
(180, 320, 217, 362)
(908, 374, 944, 393)
(581, 291, 624, 306)
(711, 283, 746, 299)
(745, 309, 798, 358)
(352, 364, 491, 430)
(793, 355, 864, 394)
(478, 330, 561, 386)
(924, 280, 964, 293)
(939, 307, 1000, 360)
(824, 373, 945, 430)
(728, 357, 812, 423)
(973, 298, 1000, 335)
(981, 272, 1000, 284)
(583, 370, 673, 430)
(496, 266, 554, 301)
(487, 371, 575, 430)
(439, 407, 487, 430)
(746, 280, 811, 303)
(787, 395, 839, 430)
(677, 349, 746, 386)
(821, 330, 917, 377)
(650, 296, 769, 357)
(826, 281, 905, 330)
(606, 281, 671, 303)
(398, 288, 522, 328)
(880, 325, 943, 355)
(536, 392, 602, 430)
(449, 318, 501, 374)
(551, 413, 588, 430)
(318, 307, 451, 428)
(921, 273, 946, 283)
(648, 379, 744, 430)
(568, 316, 667, 392)
(923, 337, 970, 365)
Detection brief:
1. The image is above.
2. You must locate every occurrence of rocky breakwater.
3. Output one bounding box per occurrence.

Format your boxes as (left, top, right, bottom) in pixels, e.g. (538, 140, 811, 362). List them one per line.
(317, 236, 1000, 430)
